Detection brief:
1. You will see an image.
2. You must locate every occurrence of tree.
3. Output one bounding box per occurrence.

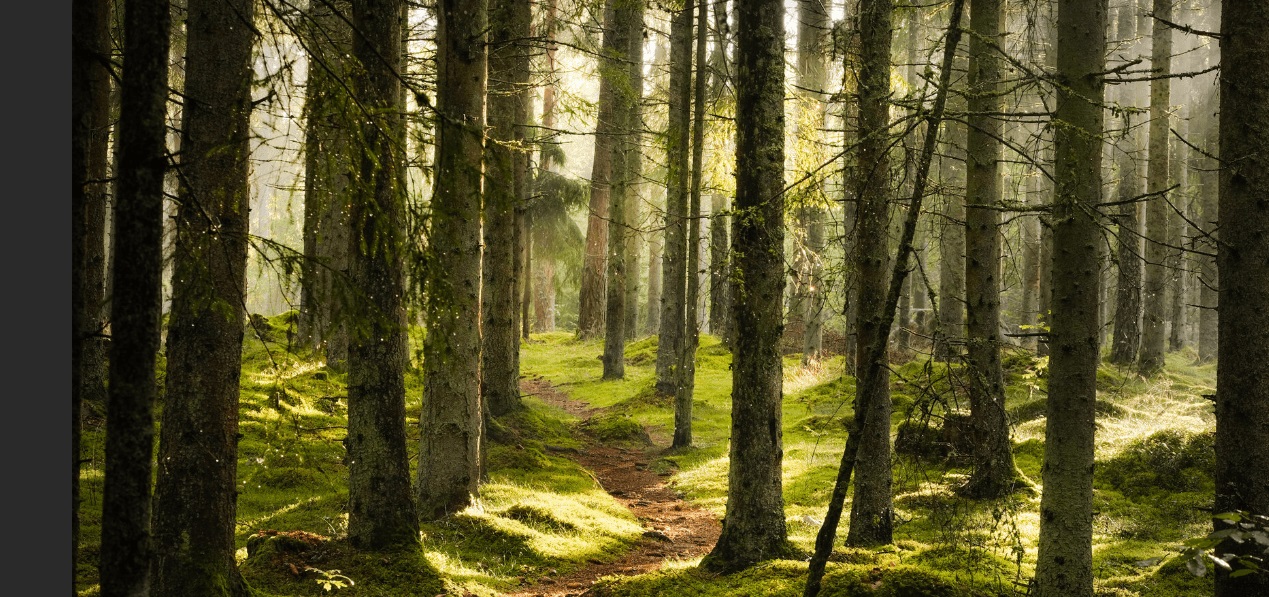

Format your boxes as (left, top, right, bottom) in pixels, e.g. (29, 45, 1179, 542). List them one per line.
(298, 0, 354, 368)
(707, 0, 732, 347)
(602, 0, 646, 381)
(484, 0, 531, 413)
(1033, 0, 1106, 592)
(657, 0, 692, 416)
(1214, 2, 1269, 594)
(700, 0, 788, 572)
(960, 0, 1020, 499)
(1137, 0, 1172, 376)
(935, 78, 967, 361)
(72, 0, 111, 587)
(1109, 0, 1143, 366)
(419, 0, 487, 521)
(342, 0, 421, 548)
(99, 0, 169, 594)
(795, 0, 829, 364)
(149, 0, 256, 592)
(847, 0, 895, 547)
(578, 0, 623, 340)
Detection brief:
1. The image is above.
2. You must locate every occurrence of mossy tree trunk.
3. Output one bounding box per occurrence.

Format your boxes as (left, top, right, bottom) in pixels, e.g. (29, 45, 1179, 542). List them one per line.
(299, 0, 354, 368)
(961, 0, 1019, 499)
(150, 0, 256, 593)
(1034, 0, 1105, 593)
(701, 0, 788, 572)
(99, 1, 169, 594)
(72, 0, 112, 587)
(660, 0, 692, 435)
(1215, 2, 1269, 594)
(419, 0, 487, 522)
(602, 0, 645, 380)
(847, 0, 895, 547)
(1137, 0, 1171, 376)
(345, 0, 420, 548)
(484, 0, 531, 413)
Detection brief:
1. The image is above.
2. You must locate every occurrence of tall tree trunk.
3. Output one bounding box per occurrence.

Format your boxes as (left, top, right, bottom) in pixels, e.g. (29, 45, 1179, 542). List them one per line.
(72, 0, 112, 588)
(579, 0, 621, 339)
(484, 0, 531, 413)
(1215, 2, 1269, 595)
(299, 1, 354, 368)
(961, 0, 1018, 499)
(707, 0, 732, 348)
(1109, 0, 1142, 365)
(701, 0, 788, 572)
(935, 87, 967, 360)
(1138, 0, 1172, 376)
(1034, 0, 1106, 592)
(847, 0, 895, 547)
(1167, 127, 1188, 351)
(522, 210, 533, 339)
(602, 0, 644, 380)
(344, 0, 420, 548)
(1021, 172, 1042, 352)
(656, 1, 692, 401)
(797, 0, 828, 364)
(1196, 90, 1218, 363)
(419, 0, 487, 521)
(100, 1, 168, 594)
(150, 0, 255, 592)
(532, 0, 561, 336)
(645, 228, 663, 334)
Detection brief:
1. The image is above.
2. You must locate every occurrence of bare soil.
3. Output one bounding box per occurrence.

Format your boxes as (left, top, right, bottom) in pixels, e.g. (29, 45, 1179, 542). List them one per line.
(507, 378, 722, 597)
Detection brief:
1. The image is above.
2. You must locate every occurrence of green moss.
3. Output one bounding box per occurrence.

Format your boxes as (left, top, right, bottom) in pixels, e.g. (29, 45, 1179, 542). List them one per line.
(1009, 396, 1126, 423)
(1096, 430, 1214, 497)
(243, 536, 443, 597)
(582, 413, 652, 445)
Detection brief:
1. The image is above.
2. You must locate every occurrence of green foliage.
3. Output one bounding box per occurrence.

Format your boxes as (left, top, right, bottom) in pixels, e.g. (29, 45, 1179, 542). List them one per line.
(1096, 430, 1214, 497)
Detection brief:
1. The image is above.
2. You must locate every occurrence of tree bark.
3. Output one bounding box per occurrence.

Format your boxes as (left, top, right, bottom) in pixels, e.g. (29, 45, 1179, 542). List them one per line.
(150, 0, 255, 593)
(936, 92, 967, 360)
(100, 1, 168, 594)
(961, 0, 1019, 499)
(72, 0, 111, 588)
(796, 0, 828, 364)
(701, 0, 788, 572)
(847, 0, 895, 547)
(419, 0, 487, 521)
(706, 0, 732, 347)
(1167, 128, 1188, 351)
(645, 228, 663, 334)
(1109, 0, 1143, 365)
(657, 1, 692, 402)
(579, 0, 621, 339)
(484, 0, 531, 413)
(1034, 0, 1106, 593)
(299, 1, 354, 368)
(1138, 0, 1172, 376)
(603, 0, 645, 380)
(344, 0, 421, 548)
(1215, 2, 1269, 594)
(1195, 90, 1218, 363)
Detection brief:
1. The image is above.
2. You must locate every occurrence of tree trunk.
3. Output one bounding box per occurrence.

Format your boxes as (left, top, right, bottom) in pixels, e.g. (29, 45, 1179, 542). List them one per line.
(150, 0, 255, 593)
(100, 1, 168, 594)
(936, 93, 967, 360)
(1167, 128, 1188, 351)
(1034, 0, 1105, 593)
(484, 0, 531, 414)
(299, 0, 354, 368)
(1021, 172, 1042, 352)
(797, 0, 828, 365)
(1138, 0, 1172, 376)
(343, 0, 421, 548)
(1196, 90, 1218, 363)
(579, 0, 622, 340)
(603, 0, 645, 380)
(1109, 0, 1142, 365)
(847, 0, 895, 547)
(1215, 2, 1269, 594)
(419, 0, 486, 521)
(701, 0, 788, 572)
(656, 1, 692, 400)
(706, 2, 732, 348)
(72, 0, 112, 588)
(961, 0, 1018, 499)
(645, 228, 662, 334)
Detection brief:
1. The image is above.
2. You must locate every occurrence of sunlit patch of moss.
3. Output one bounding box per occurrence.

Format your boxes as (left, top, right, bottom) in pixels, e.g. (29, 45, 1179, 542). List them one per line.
(242, 537, 444, 597)
(1098, 553, 1212, 597)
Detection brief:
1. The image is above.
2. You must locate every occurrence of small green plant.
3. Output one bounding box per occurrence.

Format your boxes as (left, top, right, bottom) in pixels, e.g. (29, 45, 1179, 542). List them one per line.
(304, 566, 355, 592)
(1181, 511, 1269, 578)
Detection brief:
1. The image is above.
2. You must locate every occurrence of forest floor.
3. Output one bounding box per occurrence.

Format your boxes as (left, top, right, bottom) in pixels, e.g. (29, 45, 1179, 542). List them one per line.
(505, 378, 720, 597)
(74, 314, 1221, 596)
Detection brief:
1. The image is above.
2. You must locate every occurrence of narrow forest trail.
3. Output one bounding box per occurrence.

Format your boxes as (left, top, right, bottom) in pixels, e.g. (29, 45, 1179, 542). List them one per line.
(507, 378, 721, 597)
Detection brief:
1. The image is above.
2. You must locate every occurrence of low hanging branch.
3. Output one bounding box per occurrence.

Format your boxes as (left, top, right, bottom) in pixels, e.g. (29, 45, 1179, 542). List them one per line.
(803, 0, 966, 594)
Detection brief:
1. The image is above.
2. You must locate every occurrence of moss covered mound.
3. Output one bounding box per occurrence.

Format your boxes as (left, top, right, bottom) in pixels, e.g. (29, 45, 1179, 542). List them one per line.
(242, 534, 443, 597)
(1096, 430, 1214, 497)
(582, 413, 652, 446)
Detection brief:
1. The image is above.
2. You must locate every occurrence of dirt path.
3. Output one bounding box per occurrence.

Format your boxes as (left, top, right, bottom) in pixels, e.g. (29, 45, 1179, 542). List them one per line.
(508, 378, 722, 597)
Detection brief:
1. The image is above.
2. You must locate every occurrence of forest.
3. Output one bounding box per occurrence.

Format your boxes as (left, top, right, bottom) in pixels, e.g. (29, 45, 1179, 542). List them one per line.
(71, 0, 1269, 595)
